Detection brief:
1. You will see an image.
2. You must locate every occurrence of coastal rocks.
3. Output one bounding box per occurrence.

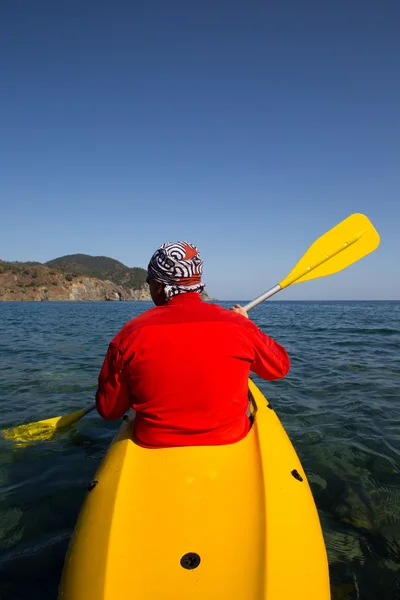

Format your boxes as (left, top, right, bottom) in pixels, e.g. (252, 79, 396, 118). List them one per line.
(68, 278, 128, 301)
(0, 268, 149, 302)
(127, 286, 154, 301)
(0, 268, 213, 302)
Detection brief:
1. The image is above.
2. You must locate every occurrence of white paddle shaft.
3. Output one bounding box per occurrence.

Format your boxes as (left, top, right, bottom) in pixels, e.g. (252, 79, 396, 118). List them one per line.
(243, 284, 282, 312)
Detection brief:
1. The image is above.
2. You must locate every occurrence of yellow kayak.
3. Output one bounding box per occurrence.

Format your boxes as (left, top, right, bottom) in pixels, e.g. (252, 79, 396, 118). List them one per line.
(59, 379, 330, 599)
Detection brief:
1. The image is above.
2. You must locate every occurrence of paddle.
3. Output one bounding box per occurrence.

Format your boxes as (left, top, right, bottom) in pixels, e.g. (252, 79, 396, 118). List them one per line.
(2, 403, 97, 443)
(2, 212, 379, 443)
(243, 213, 380, 311)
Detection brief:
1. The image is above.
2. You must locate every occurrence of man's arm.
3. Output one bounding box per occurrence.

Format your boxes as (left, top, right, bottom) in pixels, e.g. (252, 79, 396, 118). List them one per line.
(232, 304, 290, 380)
(250, 325, 290, 380)
(96, 343, 131, 419)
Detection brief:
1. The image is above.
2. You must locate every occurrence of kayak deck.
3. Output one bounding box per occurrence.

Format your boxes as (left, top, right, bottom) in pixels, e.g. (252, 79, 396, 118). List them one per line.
(59, 379, 330, 599)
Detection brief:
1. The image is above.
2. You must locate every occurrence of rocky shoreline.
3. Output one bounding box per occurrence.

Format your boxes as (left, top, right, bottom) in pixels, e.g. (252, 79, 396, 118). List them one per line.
(0, 265, 212, 302)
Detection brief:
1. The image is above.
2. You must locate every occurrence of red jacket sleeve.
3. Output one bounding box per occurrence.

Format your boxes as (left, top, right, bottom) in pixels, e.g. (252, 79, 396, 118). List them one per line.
(246, 320, 290, 380)
(96, 343, 131, 420)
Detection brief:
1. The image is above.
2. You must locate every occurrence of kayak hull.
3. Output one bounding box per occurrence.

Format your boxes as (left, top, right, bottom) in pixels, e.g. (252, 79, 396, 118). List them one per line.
(59, 379, 330, 599)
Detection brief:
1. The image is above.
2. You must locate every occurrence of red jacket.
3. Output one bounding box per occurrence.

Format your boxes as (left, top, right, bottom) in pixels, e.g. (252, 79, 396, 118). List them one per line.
(96, 293, 290, 447)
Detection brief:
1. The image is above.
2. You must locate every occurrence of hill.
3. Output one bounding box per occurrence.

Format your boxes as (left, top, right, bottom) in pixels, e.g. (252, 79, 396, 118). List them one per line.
(45, 254, 147, 289)
(0, 255, 213, 302)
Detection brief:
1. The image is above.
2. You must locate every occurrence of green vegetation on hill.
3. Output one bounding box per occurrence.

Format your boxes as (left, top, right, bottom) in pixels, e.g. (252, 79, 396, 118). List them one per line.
(0, 260, 41, 274)
(45, 254, 147, 289)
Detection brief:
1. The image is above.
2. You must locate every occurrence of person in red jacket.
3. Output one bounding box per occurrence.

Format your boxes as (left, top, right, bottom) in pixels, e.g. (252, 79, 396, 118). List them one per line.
(96, 241, 290, 448)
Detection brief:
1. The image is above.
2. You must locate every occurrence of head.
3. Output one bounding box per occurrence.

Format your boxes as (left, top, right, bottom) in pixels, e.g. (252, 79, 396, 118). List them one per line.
(146, 241, 204, 305)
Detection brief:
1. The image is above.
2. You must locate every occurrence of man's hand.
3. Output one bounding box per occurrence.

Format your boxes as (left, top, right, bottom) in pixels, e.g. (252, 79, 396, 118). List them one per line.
(231, 304, 249, 319)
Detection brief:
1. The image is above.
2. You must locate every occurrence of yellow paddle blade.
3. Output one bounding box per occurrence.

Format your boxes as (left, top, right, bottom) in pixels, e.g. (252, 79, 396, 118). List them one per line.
(2, 409, 89, 443)
(279, 213, 380, 288)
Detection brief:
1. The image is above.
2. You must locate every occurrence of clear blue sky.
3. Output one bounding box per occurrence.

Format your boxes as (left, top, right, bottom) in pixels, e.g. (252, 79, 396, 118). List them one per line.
(1, 1, 399, 300)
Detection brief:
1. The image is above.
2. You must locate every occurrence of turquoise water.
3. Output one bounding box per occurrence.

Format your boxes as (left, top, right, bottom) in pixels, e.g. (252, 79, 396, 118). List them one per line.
(0, 301, 399, 599)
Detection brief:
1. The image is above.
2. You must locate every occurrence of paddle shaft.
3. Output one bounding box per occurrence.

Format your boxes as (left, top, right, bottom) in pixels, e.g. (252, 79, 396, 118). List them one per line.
(83, 403, 96, 416)
(243, 284, 282, 311)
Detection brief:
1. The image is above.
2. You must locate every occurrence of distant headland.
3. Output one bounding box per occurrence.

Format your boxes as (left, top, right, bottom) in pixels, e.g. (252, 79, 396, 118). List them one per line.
(0, 254, 213, 302)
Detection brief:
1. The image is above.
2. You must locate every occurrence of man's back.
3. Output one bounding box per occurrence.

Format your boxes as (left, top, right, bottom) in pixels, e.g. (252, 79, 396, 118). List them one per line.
(96, 293, 290, 447)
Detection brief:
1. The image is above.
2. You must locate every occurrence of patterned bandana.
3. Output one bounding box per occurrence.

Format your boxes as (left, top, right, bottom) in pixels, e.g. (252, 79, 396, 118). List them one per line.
(146, 241, 205, 300)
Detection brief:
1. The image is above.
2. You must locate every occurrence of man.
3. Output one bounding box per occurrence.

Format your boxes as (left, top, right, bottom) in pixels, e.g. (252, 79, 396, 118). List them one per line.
(96, 241, 290, 448)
